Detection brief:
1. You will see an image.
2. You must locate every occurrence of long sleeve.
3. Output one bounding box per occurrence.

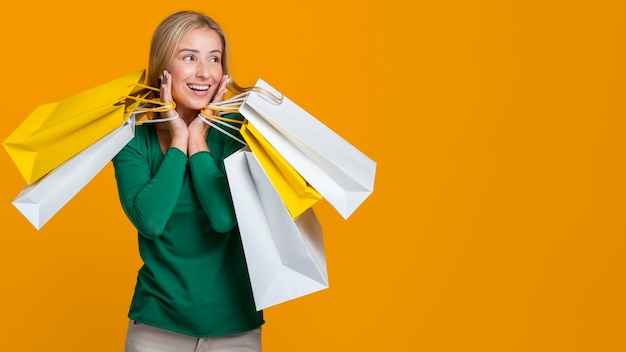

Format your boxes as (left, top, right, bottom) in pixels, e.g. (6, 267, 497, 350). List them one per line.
(112, 129, 187, 239)
(187, 115, 246, 233)
(188, 151, 237, 233)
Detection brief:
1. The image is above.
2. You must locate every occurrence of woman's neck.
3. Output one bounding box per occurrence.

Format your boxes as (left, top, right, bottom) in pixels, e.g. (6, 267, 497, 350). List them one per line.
(177, 107, 200, 125)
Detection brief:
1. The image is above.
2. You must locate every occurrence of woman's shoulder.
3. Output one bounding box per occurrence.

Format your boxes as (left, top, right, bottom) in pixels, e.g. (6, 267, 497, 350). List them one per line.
(122, 123, 155, 151)
(133, 122, 156, 138)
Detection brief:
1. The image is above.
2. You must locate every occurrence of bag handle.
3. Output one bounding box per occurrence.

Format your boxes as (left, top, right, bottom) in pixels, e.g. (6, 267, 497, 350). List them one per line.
(118, 83, 178, 125)
(197, 113, 247, 146)
(205, 86, 284, 112)
(199, 86, 282, 145)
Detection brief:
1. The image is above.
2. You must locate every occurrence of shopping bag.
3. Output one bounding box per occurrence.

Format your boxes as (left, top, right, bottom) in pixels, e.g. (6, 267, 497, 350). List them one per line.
(12, 116, 136, 230)
(231, 79, 376, 219)
(198, 112, 322, 219)
(224, 148, 328, 310)
(240, 120, 322, 219)
(3, 70, 148, 184)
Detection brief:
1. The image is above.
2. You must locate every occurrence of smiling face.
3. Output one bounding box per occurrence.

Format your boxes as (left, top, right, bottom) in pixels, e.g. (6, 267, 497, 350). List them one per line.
(166, 26, 224, 119)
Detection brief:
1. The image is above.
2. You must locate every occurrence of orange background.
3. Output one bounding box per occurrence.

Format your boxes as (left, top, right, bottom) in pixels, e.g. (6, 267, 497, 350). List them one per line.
(1, 1, 626, 351)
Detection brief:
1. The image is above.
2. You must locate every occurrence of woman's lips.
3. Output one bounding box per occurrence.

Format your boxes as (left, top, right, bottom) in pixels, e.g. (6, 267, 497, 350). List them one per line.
(187, 83, 211, 96)
(188, 83, 210, 91)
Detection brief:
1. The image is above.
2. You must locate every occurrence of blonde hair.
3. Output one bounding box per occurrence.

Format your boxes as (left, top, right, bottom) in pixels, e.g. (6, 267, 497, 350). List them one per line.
(147, 10, 248, 96)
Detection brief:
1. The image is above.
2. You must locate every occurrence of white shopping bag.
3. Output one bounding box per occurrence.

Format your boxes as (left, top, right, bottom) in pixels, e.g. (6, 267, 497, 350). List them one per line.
(12, 116, 136, 230)
(237, 79, 376, 219)
(225, 148, 328, 310)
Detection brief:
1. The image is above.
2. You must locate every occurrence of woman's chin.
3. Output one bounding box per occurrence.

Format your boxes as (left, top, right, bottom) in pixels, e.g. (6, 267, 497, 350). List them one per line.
(176, 102, 211, 114)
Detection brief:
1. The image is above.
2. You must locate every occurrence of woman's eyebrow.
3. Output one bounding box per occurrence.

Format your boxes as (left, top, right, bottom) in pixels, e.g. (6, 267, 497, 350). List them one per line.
(178, 48, 222, 54)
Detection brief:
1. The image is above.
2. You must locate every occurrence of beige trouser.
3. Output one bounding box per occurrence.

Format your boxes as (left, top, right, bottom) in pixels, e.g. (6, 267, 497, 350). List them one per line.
(124, 320, 262, 352)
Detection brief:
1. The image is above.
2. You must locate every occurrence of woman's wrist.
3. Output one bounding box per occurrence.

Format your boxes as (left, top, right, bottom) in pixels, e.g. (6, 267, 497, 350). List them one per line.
(160, 110, 178, 119)
(169, 135, 189, 156)
(188, 134, 209, 155)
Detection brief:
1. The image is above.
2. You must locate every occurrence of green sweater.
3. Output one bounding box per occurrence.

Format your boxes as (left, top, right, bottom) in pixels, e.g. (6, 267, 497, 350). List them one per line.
(112, 114, 263, 337)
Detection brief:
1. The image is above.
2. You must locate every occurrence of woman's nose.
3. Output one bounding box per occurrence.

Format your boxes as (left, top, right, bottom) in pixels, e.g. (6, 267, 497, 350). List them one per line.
(196, 62, 211, 78)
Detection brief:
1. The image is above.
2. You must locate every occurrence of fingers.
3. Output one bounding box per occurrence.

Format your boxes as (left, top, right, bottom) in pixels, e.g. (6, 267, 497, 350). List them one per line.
(160, 70, 177, 119)
(159, 70, 172, 104)
(212, 75, 229, 103)
(219, 75, 230, 95)
(205, 75, 229, 118)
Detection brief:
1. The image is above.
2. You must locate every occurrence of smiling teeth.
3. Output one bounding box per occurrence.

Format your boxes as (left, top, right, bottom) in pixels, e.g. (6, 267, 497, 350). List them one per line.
(188, 84, 209, 91)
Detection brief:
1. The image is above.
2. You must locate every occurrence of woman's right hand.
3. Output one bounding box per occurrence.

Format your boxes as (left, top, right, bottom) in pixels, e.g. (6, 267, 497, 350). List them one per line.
(160, 70, 189, 153)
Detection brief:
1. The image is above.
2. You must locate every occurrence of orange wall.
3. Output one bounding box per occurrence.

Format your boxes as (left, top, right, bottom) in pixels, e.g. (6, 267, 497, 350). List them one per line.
(1, 1, 626, 351)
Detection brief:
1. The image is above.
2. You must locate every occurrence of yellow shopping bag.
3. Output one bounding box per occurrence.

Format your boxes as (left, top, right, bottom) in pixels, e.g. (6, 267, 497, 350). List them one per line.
(3, 70, 152, 184)
(240, 120, 322, 219)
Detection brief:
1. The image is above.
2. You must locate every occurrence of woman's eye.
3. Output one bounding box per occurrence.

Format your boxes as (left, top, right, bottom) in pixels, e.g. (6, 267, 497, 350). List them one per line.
(209, 57, 220, 63)
(183, 55, 194, 62)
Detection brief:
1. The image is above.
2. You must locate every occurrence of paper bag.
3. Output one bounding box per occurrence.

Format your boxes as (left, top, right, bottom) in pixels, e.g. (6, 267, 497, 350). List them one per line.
(224, 148, 328, 310)
(241, 120, 322, 219)
(238, 79, 376, 219)
(12, 116, 136, 230)
(3, 70, 147, 184)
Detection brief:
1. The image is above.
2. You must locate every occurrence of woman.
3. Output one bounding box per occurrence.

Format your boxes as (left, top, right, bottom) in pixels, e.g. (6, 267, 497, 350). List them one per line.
(112, 10, 263, 352)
